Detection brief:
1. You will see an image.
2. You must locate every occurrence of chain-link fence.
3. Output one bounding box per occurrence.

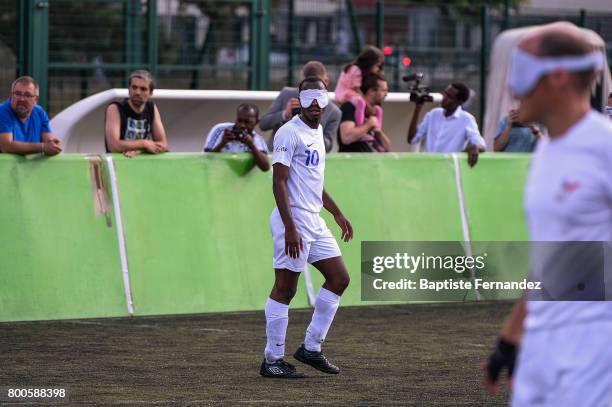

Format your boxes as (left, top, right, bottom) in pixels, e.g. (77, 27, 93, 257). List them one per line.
(0, 0, 19, 102)
(0, 0, 611, 118)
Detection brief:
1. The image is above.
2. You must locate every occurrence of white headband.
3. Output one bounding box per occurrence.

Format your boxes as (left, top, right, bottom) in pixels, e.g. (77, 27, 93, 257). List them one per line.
(299, 89, 329, 108)
(508, 48, 604, 97)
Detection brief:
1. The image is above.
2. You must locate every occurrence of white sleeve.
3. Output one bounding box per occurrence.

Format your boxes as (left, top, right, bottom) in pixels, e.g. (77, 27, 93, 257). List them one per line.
(465, 116, 486, 147)
(253, 133, 269, 153)
(411, 111, 430, 144)
(272, 126, 297, 167)
(203, 123, 230, 152)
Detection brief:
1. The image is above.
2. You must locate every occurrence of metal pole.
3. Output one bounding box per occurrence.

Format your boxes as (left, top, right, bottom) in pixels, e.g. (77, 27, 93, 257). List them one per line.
(249, 0, 261, 90)
(502, 0, 510, 31)
(376, 0, 383, 49)
(346, 0, 362, 55)
(259, 0, 270, 90)
(147, 0, 158, 78)
(124, 0, 134, 83)
(579, 8, 586, 27)
(479, 5, 488, 127)
(18, 0, 27, 77)
(30, 0, 49, 110)
(287, 0, 295, 86)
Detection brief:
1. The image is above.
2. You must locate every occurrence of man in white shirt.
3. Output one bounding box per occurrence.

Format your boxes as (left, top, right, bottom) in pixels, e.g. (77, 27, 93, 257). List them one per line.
(482, 23, 612, 406)
(407, 82, 485, 167)
(203, 103, 270, 172)
(260, 77, 354, 378)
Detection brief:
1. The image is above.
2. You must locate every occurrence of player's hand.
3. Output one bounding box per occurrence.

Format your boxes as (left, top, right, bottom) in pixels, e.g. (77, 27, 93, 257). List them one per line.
(285, 226, 303, 259)
(482, 338, 517, 395)
(42, 140, 62, 156)
(466, 144, 480, 168)
(123, 150, 142, 158)
(285, 98, 301, 119)
(334, 214, 353, 242)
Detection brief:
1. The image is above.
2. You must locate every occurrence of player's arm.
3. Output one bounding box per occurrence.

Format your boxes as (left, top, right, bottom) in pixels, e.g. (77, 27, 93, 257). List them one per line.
(482, 295, 526, 394)
(272, 163, 302, 258)
(104, 104, 160, 154)
(322, 188, 353, 242)
(151, 104, 168, 152)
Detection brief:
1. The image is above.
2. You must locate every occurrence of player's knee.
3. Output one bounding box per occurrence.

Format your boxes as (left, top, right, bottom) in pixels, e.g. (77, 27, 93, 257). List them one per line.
(330, 273, 350, 294)
(273, 284, 297, 303)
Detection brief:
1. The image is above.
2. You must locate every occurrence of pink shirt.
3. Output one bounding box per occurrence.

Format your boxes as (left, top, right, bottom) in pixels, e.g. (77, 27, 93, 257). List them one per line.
(335, 65, 362, 103)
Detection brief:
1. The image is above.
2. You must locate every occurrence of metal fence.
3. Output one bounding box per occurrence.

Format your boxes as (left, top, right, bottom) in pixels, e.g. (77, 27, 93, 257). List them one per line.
(0, 0, 611, 119)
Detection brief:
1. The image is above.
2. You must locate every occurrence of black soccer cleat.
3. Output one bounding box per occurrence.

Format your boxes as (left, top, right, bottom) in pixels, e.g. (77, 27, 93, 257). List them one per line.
(293, 344, 340, 374)
(260, 358, 306, 378)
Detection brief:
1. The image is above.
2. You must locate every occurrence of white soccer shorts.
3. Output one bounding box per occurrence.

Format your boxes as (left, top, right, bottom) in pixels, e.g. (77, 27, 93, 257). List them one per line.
(270, 207, 341, 272)
(512, 320, 612, 407)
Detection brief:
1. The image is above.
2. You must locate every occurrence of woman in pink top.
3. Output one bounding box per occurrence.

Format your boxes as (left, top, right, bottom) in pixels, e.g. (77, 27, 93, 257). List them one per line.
(335, 45, 384, 127)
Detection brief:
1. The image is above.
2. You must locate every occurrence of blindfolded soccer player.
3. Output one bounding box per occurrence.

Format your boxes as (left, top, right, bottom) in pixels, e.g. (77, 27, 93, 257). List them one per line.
(483, 23, 612, 406)
(260, 77, 354, 378)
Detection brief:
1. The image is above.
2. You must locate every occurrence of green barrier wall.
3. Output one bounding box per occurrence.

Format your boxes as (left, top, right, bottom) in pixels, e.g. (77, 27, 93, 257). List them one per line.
(0, 153, 530, 322)
(0, 155, 127, 321)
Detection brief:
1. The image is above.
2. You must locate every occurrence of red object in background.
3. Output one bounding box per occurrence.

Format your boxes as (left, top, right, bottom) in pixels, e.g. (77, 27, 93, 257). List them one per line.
(382, 46, 393, 56)
(402, 57, 412, 66)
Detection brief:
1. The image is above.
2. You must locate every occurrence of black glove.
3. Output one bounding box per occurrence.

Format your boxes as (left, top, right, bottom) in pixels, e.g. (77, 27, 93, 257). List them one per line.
(486, 338, 518, 383)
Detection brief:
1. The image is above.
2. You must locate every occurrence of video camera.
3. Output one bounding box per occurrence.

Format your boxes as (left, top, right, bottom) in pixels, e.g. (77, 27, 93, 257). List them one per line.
(402, 72, 433, 104)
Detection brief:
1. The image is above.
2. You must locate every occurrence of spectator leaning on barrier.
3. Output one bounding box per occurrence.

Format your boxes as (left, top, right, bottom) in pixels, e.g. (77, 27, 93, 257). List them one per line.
(338, 72, 391, 152)
(494, 105, 544, 152)
(203, 103, 270, 172)
(0, 76, 62, 156)
(407, 82, 485, 167)
(104, 70, 168, 158)
(260, 61, 341, 153)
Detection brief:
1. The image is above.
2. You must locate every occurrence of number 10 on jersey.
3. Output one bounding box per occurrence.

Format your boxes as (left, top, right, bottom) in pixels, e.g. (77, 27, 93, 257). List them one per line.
(305, 149, 320, 167)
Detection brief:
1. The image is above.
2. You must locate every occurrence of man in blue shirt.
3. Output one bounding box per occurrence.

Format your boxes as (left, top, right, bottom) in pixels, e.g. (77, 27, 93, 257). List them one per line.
(0, 76, 62, 156)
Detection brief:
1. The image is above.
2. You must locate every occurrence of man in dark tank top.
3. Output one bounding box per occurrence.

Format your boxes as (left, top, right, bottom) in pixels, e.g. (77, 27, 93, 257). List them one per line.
(104, 70, 168, 157)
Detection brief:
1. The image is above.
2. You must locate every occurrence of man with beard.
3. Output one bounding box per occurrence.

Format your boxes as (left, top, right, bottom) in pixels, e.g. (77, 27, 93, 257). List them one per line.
(105, 70, 168, 157)
(0, 76, 62, 156)
(338, 72, 391, 152)
(260, 77, 353, 378)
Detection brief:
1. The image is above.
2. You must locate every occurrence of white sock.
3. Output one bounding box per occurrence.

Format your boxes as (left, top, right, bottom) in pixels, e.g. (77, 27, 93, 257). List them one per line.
(264, 298, 289, 363)
(304, 288, 340, 352)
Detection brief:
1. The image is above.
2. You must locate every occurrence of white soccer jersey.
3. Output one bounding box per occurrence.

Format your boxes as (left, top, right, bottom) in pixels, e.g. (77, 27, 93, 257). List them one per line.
(272, 115, 325, 213)
(524, 111, 612, 329)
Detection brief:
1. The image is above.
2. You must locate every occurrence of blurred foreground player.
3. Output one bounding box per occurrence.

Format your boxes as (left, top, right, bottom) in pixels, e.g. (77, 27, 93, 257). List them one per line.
(483, 23, 612, 406)
(260, 77, 353, 378)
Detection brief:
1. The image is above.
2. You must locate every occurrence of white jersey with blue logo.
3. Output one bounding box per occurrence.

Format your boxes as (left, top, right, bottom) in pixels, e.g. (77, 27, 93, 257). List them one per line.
(272, 115, 325, 213)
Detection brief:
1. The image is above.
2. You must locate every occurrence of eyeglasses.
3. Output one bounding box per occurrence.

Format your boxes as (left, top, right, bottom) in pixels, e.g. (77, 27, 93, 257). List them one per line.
(12, 91, 37, 100)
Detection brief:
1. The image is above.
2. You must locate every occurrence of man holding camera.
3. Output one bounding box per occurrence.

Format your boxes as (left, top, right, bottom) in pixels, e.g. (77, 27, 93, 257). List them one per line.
(406, 82, 485, 167)
(260, 61, 341, 153)
(203, 103, 270, 172)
